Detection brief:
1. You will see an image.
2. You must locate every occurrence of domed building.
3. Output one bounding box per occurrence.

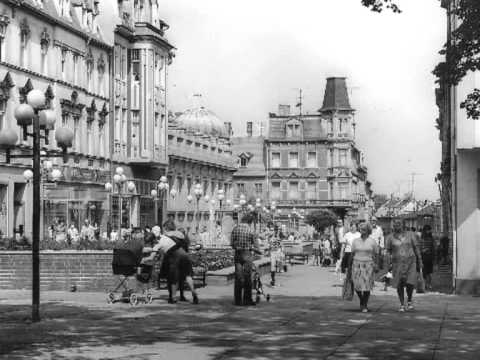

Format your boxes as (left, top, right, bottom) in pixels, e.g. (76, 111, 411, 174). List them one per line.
(166, 104, 237, 247)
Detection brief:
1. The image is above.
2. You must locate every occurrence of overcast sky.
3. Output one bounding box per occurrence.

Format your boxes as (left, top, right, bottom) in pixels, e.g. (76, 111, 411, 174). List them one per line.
(160, 0, 446, 200)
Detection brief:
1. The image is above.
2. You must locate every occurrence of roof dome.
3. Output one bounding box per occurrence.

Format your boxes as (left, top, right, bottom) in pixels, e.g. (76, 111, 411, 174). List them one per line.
(175, 106, 228, 138)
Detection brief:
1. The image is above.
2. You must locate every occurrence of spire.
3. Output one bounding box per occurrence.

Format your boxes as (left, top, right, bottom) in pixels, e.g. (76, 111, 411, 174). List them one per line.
(319, 77, 354, 112)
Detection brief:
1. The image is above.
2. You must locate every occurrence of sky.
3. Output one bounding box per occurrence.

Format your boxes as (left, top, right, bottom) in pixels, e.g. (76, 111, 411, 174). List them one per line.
(159, 0, 446, 200)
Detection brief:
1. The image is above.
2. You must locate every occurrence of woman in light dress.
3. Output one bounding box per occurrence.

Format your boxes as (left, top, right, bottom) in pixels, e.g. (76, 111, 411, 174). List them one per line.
(350, 222, 378, 313)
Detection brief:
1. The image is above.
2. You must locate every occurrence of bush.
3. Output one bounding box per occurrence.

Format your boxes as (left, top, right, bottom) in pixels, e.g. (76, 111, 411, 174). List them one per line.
(304, 209, 338, 233)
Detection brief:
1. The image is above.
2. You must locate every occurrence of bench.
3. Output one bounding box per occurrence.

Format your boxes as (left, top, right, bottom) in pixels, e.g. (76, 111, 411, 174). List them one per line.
(284, 243, 313, 264)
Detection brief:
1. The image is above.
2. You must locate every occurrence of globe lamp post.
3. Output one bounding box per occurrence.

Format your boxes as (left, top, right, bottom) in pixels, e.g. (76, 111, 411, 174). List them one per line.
(150, 175, 168, 226)
(0, 89, 73, 322)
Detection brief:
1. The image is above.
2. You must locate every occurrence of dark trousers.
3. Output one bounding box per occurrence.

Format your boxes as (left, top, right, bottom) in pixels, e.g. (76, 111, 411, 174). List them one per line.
(234, 250, 253, 305)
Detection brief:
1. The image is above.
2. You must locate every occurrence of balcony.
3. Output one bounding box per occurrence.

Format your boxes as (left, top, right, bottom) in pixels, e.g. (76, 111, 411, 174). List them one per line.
(327, 166, 351, 178)
(127, 146, 168, 166)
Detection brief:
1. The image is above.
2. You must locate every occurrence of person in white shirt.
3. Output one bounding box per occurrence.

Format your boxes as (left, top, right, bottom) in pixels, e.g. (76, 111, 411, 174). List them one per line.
(371, 217, 385, 269)
(340, 222, 361, 274)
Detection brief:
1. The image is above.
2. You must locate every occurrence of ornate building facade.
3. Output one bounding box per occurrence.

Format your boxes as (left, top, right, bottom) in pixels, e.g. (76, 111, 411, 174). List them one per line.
(166, 105, 236, 245)
(262, 77, 373, 225)
(0, 0, 174, 240)
(105, 0, 174, 230)
(0, 0, 112, 240)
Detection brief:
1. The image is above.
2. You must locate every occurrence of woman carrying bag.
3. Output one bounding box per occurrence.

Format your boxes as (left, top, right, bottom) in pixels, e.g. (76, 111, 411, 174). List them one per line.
(386, 220, 423, 312)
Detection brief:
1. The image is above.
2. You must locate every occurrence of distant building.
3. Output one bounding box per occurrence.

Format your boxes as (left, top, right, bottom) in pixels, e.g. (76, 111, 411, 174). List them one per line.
(231, 77, 373, 229)
(231, 122, 267, 207)
(167, 104, 236, 246)
(266, 78, 373, 225)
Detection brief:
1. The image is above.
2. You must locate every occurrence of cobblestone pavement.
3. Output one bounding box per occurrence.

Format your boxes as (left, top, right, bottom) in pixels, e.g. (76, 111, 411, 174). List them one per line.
(1, 264, 479, 360)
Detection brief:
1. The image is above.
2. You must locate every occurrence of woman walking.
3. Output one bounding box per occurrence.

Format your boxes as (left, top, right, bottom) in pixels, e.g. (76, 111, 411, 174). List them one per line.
(421, 225, 434, 291)
(386, 220, 423, 312)
(350, 222, 378, 313)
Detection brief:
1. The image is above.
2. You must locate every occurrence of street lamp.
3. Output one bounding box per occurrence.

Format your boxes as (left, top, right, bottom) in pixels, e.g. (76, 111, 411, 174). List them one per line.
(105, 166, 129, 240)
(150, 175, 168, 225)
(193, 183, 203, 232)
(0, 89, 74, 322)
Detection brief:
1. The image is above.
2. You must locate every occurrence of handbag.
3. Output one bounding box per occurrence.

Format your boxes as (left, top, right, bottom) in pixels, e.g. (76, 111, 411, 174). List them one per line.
(416, 269, 426, 293)
(342, 274, 354, 301)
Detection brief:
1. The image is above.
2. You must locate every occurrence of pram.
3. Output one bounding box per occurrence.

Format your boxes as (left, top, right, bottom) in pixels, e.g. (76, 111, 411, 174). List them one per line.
(252, 264, 271, 304)
(107, 248, 154, 306)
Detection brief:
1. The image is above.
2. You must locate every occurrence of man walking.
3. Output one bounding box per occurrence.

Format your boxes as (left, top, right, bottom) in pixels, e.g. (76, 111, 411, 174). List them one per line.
(230, 216, 261, 306)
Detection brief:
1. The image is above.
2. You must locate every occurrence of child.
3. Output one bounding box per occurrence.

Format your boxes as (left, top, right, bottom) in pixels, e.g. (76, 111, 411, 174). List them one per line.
(381, 265, 393, 291)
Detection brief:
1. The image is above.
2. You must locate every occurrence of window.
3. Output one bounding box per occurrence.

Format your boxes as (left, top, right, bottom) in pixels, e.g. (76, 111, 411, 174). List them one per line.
(61, 49, 67, 80)
(255, 183, 263, 195)
(328, 119, 333, 134)
(99, 124, 105, 157)
(339, 149, 347, 166)
(73, 55, 78, 84)
(288, 182, 299, 200)
(0, 99, 5, 130)
(271, 182, 281, 200)
(307, 152, 316, 168)
(237, 183, 245, 195)
(271, 152, 281, 168)
(86, 121, 93, 154)
(177, 177, 183, 194)
(289, 152, 298, 168)
(240, 157, 248, 167)
(87, 159, 93, 167)
(329, 149, 334, 167)
(329, 182, 334, 200)
(307, 182, 316, 200)
(73, 117, 80, 152)
(339, 182, 348, 200)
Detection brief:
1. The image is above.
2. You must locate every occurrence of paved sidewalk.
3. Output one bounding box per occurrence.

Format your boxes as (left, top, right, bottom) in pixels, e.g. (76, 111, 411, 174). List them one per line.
(1, 265, 479, 359)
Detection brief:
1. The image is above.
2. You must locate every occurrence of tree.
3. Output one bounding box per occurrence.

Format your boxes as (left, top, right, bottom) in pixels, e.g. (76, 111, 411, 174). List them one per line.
(304, 209, 338, 234)
(361, 0, 401, 13)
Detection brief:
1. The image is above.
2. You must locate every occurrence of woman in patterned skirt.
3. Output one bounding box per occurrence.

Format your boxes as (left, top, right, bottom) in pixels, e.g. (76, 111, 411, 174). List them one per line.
(350, 222, 379, 313)
(386, 220, 423, 312)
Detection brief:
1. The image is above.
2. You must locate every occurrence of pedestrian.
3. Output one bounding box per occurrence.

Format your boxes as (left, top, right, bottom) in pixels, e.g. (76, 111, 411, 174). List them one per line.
(312, 235, 321, 266)
(371, 217, 385, 269)
(350, 222, 378, 313)
(340, 222, 360, 275)
(421, 225, 434, 291)
(386, 220, 423, 312)
(230, 216, 261, 306)
(145, 221, 199, 304)
(67, 224, 79, 244)
(334, 219, 345, 263)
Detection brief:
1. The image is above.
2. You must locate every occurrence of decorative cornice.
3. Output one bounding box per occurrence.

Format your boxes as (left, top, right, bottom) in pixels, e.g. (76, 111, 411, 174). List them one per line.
(0, 13, 10, 38)
(19, 78, 33, 103)
(61, 91, 85, 116)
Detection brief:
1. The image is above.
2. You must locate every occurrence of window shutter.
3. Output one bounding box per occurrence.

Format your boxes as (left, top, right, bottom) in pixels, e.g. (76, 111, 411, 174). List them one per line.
(300, 181, 306, 200)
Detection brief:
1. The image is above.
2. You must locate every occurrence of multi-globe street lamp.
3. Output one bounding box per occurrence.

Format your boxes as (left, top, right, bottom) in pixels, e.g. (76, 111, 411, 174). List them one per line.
(104, 166, 136, 240)
(150, 175, 169, 226)
(0, 89, 74, 322)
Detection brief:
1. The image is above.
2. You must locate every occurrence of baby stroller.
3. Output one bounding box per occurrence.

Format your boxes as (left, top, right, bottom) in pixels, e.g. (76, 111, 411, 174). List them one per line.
(252, 265, 271, 304)
(107, 248, 154, 306)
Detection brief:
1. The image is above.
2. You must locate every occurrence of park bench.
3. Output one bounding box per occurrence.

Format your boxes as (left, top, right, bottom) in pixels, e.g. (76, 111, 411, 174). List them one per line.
(283, 243, 313, 264)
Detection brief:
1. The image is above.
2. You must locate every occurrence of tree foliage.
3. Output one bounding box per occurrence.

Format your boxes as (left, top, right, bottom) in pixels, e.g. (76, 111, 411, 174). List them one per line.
(304, 209, 338, 233)
(361, 0, 401, 13)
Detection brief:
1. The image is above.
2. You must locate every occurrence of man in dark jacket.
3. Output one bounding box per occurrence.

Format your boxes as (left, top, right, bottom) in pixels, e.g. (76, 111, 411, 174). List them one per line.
(231, 217, 261, 306)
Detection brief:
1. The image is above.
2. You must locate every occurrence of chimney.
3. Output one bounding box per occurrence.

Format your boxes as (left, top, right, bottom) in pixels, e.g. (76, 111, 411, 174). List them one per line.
(246, 122, 252, 137)
(278, 104, 290, 116)
(319, 77, 353, 112)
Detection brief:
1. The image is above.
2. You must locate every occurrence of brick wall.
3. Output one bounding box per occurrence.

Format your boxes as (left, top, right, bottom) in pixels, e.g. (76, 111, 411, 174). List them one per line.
(0, 251, 115, 291)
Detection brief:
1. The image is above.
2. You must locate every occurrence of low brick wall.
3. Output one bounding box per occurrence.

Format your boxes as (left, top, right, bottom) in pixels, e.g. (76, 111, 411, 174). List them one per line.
(0, 251, 115, 292)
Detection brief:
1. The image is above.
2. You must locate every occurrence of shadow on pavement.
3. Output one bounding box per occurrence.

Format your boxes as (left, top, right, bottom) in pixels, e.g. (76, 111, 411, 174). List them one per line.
(1, 292, 480, 360)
